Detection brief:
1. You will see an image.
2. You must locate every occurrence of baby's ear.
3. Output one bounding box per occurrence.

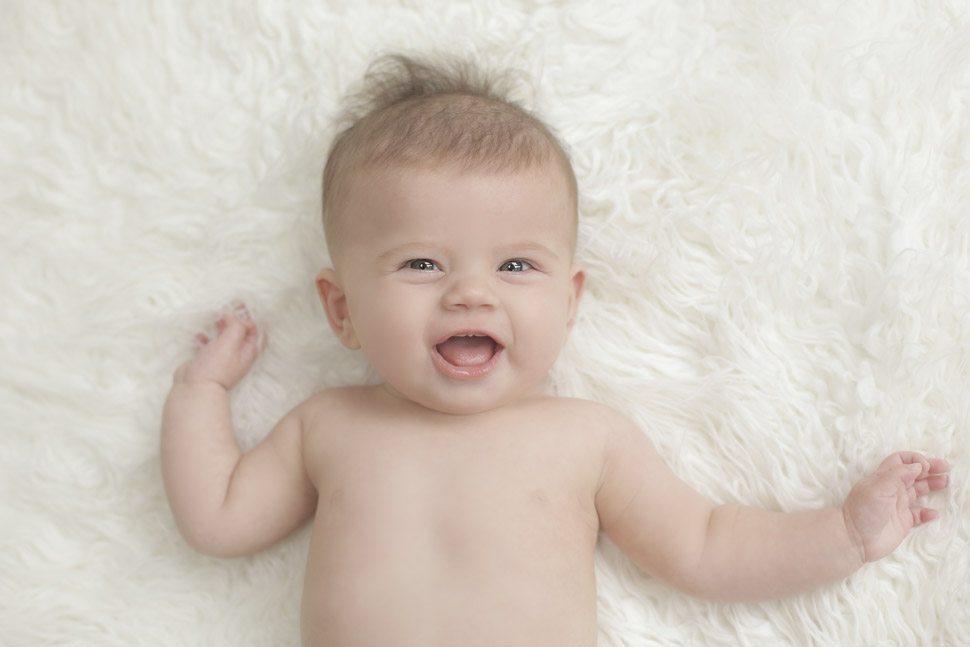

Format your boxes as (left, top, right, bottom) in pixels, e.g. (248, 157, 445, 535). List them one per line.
(566, 264, 586, 332)
(315, 268, 361, 350)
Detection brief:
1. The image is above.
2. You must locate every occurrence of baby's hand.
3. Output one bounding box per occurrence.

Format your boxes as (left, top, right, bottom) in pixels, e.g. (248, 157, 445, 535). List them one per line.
(174, 303, 266, 390)
(842, 451, 950, 563)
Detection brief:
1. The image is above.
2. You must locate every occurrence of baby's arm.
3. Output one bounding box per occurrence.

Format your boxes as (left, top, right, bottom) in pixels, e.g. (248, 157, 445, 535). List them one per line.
(161, 306, 317, 558)
(595, 417, 950, 601)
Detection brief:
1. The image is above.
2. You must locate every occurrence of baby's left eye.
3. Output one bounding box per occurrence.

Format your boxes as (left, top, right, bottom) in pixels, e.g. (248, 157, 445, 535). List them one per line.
(406, 259, 440, 272)
(499, 259, 533, 272)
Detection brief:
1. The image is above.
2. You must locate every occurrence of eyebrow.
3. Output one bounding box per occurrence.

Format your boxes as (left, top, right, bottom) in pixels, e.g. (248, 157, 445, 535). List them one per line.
(376, 243, 436, 263)
(377, 242, 561, 262)
(496, 242, 560, 261)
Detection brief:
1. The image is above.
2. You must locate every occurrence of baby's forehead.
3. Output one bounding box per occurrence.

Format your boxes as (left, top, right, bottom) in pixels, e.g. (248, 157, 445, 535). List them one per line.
(352, 162, 573, 218)
(334, 161, 577, 251)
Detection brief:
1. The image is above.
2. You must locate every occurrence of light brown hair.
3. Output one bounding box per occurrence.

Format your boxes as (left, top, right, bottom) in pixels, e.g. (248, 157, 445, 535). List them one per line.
(321, 54, 578, 255)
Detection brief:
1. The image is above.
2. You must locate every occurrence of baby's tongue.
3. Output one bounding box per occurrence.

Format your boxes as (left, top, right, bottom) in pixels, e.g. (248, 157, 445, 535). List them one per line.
(436, 336, 496, 366)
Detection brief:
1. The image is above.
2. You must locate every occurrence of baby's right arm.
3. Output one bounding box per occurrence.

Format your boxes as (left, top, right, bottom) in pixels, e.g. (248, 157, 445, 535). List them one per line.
(160, 306, 317, 557)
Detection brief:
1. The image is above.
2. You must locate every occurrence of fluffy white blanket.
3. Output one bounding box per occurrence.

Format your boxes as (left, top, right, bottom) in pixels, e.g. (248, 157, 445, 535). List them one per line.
(3, 1, 968, 645)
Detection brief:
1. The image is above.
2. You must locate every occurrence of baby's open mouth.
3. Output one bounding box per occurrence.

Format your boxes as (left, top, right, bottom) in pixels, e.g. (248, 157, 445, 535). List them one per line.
(435, 334, 499, 367)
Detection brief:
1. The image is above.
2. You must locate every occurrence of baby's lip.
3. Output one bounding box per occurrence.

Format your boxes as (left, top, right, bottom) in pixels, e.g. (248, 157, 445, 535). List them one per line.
(432, 329, 505, 348)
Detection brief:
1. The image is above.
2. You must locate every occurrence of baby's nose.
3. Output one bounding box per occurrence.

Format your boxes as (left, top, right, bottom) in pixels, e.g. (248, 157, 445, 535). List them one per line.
(441, 275, 497, 310)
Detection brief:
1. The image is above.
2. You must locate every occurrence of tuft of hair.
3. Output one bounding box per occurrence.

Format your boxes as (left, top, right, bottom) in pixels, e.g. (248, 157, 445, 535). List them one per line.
(321, 53, 577, 254)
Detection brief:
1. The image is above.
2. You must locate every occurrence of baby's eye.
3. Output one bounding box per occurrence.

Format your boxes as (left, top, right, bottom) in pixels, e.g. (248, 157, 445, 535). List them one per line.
(499, 259, 533, 272)
(406, 259, 440, 272)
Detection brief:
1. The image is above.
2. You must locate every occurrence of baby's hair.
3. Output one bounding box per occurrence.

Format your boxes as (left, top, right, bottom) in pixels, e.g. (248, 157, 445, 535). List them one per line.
(321, 53, 577, 255)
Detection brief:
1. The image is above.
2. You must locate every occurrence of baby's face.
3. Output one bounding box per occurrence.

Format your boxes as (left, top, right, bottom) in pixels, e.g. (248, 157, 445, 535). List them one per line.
(320, 162, 584, 415)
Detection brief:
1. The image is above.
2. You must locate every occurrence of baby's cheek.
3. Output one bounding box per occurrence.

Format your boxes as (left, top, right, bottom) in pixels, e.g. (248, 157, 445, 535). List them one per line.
(367, 290, 430, 347)
(519, 297, 570, 364)
(353, 286, 412, 327)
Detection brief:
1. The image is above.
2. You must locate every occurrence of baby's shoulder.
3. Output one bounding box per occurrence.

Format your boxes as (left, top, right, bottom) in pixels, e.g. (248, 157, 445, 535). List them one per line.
(533, 397, 640, 485)
(539, 396, 638, 436)
(296, 384, 375, 426)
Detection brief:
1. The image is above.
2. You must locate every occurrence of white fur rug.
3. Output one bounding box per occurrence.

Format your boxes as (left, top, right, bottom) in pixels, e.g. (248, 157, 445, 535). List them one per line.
(3, 1, 968, 645)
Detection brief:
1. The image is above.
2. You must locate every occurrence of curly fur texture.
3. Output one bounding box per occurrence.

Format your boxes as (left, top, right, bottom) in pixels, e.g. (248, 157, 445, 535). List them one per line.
(2, 1, 968, 645)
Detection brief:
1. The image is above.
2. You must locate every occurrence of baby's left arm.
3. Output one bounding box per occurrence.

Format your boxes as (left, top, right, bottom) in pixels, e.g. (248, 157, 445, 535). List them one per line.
(594, 417, 950, 602)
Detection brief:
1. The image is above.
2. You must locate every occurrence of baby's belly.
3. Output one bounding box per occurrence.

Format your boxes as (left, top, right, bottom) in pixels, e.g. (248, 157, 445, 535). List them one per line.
(299, 482, 599, 647)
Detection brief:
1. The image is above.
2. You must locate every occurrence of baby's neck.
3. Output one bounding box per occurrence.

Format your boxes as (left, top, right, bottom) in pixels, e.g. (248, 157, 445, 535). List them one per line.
(374, 382, 550, 422)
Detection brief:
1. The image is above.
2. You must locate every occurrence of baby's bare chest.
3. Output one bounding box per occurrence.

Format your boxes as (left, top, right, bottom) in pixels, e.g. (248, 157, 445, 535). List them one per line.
(298, 408, 605, 645)
(309, 417, 601, 556)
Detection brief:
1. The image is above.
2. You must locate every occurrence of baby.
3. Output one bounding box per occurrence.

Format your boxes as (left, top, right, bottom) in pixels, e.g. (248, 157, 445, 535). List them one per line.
(161, 55, 950, 646)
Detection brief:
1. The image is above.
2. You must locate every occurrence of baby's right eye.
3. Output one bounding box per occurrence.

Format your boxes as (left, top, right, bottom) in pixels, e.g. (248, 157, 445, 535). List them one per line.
(406, 259, 440, 272)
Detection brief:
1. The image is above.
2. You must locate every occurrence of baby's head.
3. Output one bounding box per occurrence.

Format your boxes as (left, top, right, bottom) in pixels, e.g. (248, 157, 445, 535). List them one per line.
(317, 54, 585, 415)
(321, 54, 578, 263)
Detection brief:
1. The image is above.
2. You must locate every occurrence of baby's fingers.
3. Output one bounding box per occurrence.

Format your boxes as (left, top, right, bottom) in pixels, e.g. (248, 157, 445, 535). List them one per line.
(218, 308, 265, 357)
(926, 458, 950, 477)
(215, 311, 253, 345)
(878, 451, 930, 475)
(241, 320, 267, 356)
(909, 457, 950, 496)
(913, 472, 950, 497)
(912, 506, 939, 527)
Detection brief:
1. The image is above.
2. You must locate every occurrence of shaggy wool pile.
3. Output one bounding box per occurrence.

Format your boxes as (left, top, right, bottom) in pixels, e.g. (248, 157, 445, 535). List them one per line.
(3, 1, 968, 645)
